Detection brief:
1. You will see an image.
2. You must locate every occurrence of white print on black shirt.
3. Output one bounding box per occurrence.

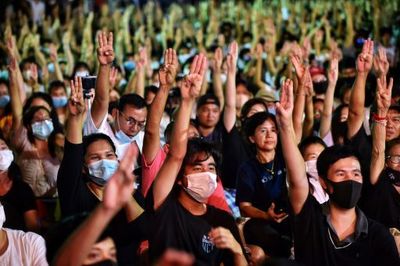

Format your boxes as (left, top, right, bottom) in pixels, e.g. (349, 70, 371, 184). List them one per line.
(202, 235, 214, 253)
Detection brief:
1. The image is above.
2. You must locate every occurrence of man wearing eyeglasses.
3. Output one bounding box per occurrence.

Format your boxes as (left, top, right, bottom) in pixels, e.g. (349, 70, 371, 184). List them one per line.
(83, 32, 147, 160)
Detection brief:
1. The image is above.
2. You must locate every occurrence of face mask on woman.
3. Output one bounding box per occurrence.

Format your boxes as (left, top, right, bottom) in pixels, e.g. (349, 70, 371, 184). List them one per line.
(183, 172, 217, 203)
(0, 150, 13, 171)
(31, 120, 54, 140)
(87, 159, 119, 185)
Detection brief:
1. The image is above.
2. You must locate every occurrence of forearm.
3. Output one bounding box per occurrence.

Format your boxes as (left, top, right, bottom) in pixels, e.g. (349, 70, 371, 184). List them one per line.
(53, 205, 116, 266)
(66, 116, 84, 144)
(319, 83, 335, 138)
(223, 71, 236, 132)
(136, 69, 145, 98)
(212, 69, 224, 110)
(370, 107, 387, 185)
(143, 85, 169, 162)
(124, 197, 144, 222)
(91, 65, 111, 126)
(348, 73, 367, 137)
(240, 204, 267, 220)
(293, 88, 306, 143)
(53, 61, 64, 81)
(302, 96, 314, 138)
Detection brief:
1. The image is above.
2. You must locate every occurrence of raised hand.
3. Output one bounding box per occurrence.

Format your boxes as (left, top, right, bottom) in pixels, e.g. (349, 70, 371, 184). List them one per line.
(68, 77, 86, 116)
(226, 41, 238, 75)
(103, 143, 138, 211)
(290, 53, 305, 83)
(373, 46, 389, 78)
(356, 39, 374, 74)
(159, 48, 178, 87)
(276, 79, 294, 128)
(109, 66, 118, 89)
(180, 54, 207, 100)
(96, 32, 115, 66)
(49, 43, 58, 63)
(376, 75, 393, 115)
(210, 47, 223, 71)
(136, 47, 148, 70)
(30, 63, 39, 84)
(328, 53, 339, 84)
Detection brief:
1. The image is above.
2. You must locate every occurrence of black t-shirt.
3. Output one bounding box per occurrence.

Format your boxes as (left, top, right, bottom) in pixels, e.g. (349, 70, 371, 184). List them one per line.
(148, 187, 244, 266)
(57, 140, 148, 265)
(221, 125, 253, 189)
(364, 170, 400, 230)
(236, 153, 288, 212)
(0, 178, 36, 231)
(293, 194, 400, 266)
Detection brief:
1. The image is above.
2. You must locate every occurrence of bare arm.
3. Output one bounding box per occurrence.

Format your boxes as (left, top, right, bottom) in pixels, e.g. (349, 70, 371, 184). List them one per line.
(210, 48, 224, 111)
(91, 32, 115, 128)
(153, 55, 207, 210)
(223, 41, 238, 132)
(370, 76, 392, 185)
(54, 144, 137, 266)
(276, 79, 309, 215)
(320, 55, 339, 139)
(347, 39, 373, 139)
(66, 77, 86, 144)
(143, 49, 178, 163)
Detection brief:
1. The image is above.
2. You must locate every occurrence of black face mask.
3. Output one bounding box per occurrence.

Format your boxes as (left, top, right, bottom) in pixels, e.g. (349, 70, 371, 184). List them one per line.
(327, 180, 362, 209)
(89, 259, 117, 266)
(384, 168, 400, 186)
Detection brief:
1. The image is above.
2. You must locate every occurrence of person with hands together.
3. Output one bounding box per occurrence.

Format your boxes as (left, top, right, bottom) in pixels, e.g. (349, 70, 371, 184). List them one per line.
(149, 54, 247, 265)
(236, 80, 292, 259)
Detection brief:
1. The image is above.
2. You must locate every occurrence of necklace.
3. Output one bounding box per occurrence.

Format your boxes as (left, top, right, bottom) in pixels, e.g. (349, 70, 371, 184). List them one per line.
(257, 155, 275, 175)
(264, 161, 274, 175)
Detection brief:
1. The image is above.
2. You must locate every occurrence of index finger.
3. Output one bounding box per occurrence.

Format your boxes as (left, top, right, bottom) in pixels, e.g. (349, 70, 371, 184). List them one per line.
(198, 55, 208, 78)
(189, 55, 199, 74)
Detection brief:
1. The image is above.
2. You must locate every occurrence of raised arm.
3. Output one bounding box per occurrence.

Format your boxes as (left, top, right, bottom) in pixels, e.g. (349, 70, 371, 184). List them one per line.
(143, 49, 178, 163)
(91, 32, 114, 128)
(276, 79, 309, 215)
(223, 41, 238, 132)
(66, 77, 86, 144)
(54, 144, 137, 266)
(373, 46, 389, 79)
(319, 54, 339, 139)
(210, 47, 225, 110)
(152, 54, 207, 210)
(347, 39, 373, 139)
(49, 43, 64, 82)
(370, 76, 393, 185)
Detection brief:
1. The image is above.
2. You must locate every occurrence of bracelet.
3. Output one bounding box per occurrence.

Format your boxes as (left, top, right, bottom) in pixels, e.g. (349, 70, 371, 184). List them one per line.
(372, 112, 387, 121)
(372, 119, 387, 127)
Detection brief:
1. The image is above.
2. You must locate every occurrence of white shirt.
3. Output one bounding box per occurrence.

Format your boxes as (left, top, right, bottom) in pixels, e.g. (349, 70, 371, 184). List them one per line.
(83, 111, 144, 160)
(0, 228, 48, 266)
(29, 0, 45, 25)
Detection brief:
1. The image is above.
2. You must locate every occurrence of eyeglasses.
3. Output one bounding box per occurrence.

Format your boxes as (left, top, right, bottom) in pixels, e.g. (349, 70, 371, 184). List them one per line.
(386, 155, 400, 164)
(119, 111, 146, 129)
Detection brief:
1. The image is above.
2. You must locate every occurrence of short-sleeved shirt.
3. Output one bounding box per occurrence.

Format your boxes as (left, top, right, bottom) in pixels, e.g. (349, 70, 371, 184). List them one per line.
(293, 194, 400, 266)
(11, 126, 60, 197)
(83, 111, 144, 159)
(148, 188, 243, 265)
(364, 169, 400, 230)
(0, 179, 36, 231)
(236, 154, 288, 212)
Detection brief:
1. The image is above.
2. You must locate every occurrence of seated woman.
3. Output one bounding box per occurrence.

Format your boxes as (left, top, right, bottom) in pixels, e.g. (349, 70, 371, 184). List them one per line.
(0, 135, 39, 232)
(8, 47, 61, 198)
(236, 111, 292, 258)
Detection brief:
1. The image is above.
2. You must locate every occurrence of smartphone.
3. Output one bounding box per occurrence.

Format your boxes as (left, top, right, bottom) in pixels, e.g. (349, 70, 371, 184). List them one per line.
(81, 76, 97, 99)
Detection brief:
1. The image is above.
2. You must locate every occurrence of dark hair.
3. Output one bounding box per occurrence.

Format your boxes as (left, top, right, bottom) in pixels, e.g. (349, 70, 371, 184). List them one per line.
(164, 119, 197, 144)
(45, 212, 114, 263)
(145, 85, 160, 97)
(22, 106, 52, 143)
(196, 94, 221, 110)
(48, 129, 64, 159)
(118, 93, 147, 111)
(48, 80, 66, 95)
(244, 111, 277, 138)
(385, 138, 400, 158)
(178, 138, 222, 179)
(71, 61, 91, 77)
(82, 133, 116, 157)
(331, 104, 349, 144)
(316, 145, 360, 181)
(0, 78, 9, 87)
(298, 136, 327, 157)
(23, 92, 54, 114)
(240, 98, 268, 119)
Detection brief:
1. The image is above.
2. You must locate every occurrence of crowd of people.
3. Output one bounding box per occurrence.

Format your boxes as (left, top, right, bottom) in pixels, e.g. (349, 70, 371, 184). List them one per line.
(0, 0, 400, 265)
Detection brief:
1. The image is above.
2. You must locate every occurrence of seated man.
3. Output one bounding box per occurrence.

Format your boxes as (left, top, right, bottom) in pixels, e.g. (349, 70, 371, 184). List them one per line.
(149, 54, 247, 265)
(275, 78, 399, 266)
(0, 202, 48, 265)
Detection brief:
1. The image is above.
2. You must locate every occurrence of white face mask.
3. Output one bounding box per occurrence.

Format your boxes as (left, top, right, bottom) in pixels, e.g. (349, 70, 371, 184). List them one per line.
(305, 159, 318, 180)
(0, 150, 13, 171)
(183, 172, 217, 203)
(23, 70, 32, 81)
(0, 204, 5, 229)
(88, 159, 119, 183)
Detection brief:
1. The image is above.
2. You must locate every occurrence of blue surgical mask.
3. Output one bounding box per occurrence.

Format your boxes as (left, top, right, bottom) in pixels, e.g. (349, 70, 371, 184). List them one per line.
(48, 63, 55, 73)
(0, 95, 10, 108)
(178, 54, 191, 64)
(267, 106, 276, 115)
(123, 61, 135, 72)
(115, 130, 134, 144)
(88, 159, 119, 183)
(0, 70, 9, 80)
(31, 120, 54, 140)
(52, 96, 68, 108)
